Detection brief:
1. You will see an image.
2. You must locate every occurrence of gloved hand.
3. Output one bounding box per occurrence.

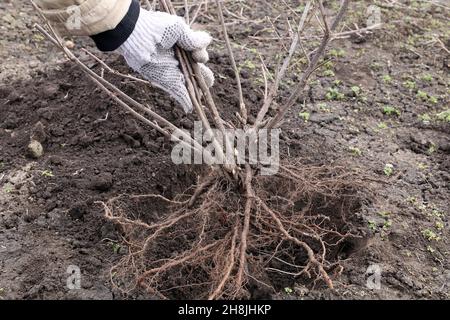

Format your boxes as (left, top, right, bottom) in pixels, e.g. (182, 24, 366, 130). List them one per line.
(116, 9, 215, 113)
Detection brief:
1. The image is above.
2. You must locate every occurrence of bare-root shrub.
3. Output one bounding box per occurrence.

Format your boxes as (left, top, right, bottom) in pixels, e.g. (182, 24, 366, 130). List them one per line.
(31, 0, 376, 299)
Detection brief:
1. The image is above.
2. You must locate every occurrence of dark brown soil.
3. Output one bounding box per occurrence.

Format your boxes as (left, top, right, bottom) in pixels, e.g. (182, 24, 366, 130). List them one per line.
(1, 0, 449, 300)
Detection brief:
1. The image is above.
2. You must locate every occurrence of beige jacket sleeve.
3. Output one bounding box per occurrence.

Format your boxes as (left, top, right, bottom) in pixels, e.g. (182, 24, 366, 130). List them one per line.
(34, 0, 132, 36)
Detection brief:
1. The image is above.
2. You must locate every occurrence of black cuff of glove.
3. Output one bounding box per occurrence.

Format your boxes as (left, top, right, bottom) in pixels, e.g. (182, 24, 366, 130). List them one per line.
(90, 0, 140, 52)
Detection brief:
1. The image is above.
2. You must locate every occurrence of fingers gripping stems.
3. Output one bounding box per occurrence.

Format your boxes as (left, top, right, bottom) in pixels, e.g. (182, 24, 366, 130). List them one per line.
(192, 48, 209, 64)
(117, 9, 213, 113)
(179, 30, 212, 52)
(198, 64, 215, 88)
(159, 17, 212, 52)
(140, 55, 193, 113)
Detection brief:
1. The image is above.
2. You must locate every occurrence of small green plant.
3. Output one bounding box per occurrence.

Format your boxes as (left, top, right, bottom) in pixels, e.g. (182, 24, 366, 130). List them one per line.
(377, 122, 388, 129)
(242, 59, 256, 70)
(383, 219, 393, 230)
(299, 112, 310, 122)
(403, 80, 416, 90)
(422, 229, 440, 241)
(407, 35, 416, 46)
(373, 210, 393, 232)
(323, 69, 335, 77)
(436, 110, 450, 122)
(427, 246, 435, 253)
(329, 48, 346, 58)
(428, 95, 438, 104)
(417, 163, 428, 170)
(431, 209, 445, 219)
(318, 103, 330, 112)
(418, 203, 428, 212)
(415, 90, 436, 104)
(284, 287, 293, 294)
(421, 74, 433, 82)
(436, 221, 444, 231)
(419, 113, 432, 124)
(416, 90, 428, 101)
(323, 60, 334, 69)
(368, 221, 377, 231)
(384, 163, 394, 177)
(41, 170, 54, 177)
(383, 106, 400, 116)
(326, 87, 344, 101)
(3, 185, 13, 193)
(112, 242, 121, 254)
(295, 4, 305, 12)
(349, 146, 362, 156)
(382, 75, 393, 83)
(351, 85, 361, 96)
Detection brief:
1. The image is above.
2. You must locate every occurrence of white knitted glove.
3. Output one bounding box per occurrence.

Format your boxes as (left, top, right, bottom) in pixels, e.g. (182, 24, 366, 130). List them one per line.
(117, 10, 215, 113)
